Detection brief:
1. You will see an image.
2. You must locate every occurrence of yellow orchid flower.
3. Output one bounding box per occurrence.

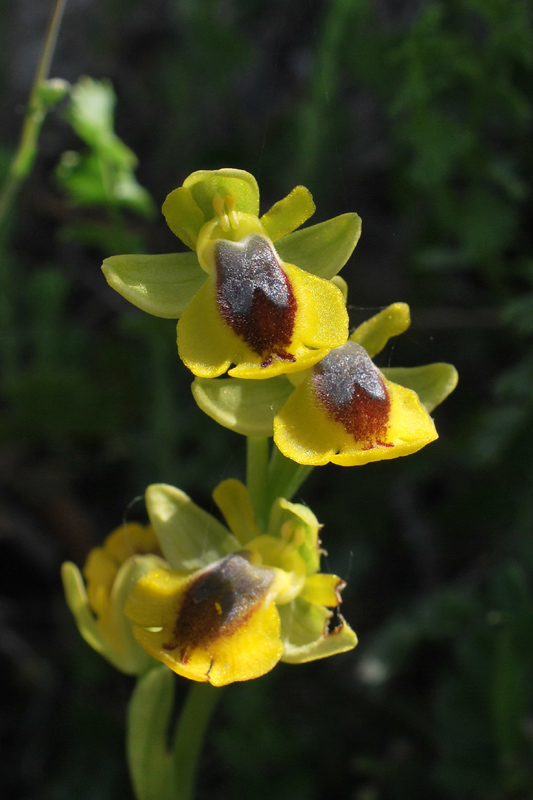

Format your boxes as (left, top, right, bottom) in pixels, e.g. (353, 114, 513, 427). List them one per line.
(124, 481, 357, 687)
(62, 523, 167, 675)
(103, 168, 362, 379)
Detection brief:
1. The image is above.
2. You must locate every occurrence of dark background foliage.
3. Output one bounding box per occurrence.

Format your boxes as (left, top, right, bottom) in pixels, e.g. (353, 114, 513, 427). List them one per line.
(1, 0, 533, 798)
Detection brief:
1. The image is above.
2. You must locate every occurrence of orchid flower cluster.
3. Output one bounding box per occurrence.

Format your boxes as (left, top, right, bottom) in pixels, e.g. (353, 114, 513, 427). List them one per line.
(63, 167, 457, 690)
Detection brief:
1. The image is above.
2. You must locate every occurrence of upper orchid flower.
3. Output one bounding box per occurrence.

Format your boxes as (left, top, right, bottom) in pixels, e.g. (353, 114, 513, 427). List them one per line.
(102, 168, 361, 379)
(124, 480, 357, 686)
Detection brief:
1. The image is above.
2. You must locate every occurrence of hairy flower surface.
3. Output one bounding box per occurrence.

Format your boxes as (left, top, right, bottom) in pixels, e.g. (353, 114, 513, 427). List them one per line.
(193, 303, 458, 465)
(103, 168, 362, 379)
(124, 481, 357, 686)
(62, 523, 166, 674)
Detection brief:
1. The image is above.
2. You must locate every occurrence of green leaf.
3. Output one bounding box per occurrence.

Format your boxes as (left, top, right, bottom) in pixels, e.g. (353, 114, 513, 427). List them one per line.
(382, 363, 458, 412)
(57, 150, 155, 218)
(260, 185, 315, 241)
(127, 666, 176, 800)
(279, 598, 357, 663)
(145, 483, 239, 571)
(192, 375, 294, 437)
(67, 77, 133, 164)
(275, 212, 361, 278)
(102, 252, 205, 319)
(351, 302, 410, 358)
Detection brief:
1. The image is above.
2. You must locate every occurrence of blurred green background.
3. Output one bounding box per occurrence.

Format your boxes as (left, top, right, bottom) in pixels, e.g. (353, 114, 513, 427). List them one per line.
(1, 0, 533, 798)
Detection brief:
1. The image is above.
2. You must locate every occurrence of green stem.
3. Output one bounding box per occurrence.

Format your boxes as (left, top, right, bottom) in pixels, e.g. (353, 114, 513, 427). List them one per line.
(246, 436, 270, 529)
(0, 0, 68, 224)
(172, 682, 222, 800)
(268, 444, 314, 505)
(0, 0, 68, 383)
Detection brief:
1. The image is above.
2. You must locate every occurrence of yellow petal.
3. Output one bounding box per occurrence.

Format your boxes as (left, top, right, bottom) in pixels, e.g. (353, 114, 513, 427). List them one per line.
(300, 573, 344, 607)
(212, 479, 261, 545)
(260, 185, 315, 241)
(350, 302, 410, 358)
(125, 555, 283, 686)
(103, 523, 160, 565)
(177, 278, 242, 377)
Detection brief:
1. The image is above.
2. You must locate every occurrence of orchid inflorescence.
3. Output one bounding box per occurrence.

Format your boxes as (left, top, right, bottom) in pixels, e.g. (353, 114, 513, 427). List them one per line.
(63, 168, 457, 688)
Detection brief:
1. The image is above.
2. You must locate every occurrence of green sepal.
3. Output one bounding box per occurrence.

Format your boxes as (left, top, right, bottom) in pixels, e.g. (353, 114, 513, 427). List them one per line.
(350, 302, 410, 358)
(61, 556, 164, 675)
(267, 444, 314, 505)
(191, 375, 294, 437)
(127, 665, 176, 800)
(382, 363, 458, 413)
(275, 212, 361, 279)
(260, 185, 315, 241)
(184, 168, 260, 218)
(62, 561, 110, 659)
(145, 484, 239, 571)
(267, 498, 321, 575)
(162, 187, 205, 250)
(279, 597, 357, 663)
(102, 252, 205, 319)
(331, 275, 348, 303)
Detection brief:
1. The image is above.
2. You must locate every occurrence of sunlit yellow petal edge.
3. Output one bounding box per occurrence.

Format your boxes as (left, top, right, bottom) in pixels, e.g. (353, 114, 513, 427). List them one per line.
(273, 373, 437, 466)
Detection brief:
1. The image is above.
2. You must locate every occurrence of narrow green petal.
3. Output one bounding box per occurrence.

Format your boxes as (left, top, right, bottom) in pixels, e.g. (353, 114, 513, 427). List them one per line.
(350, 302, 410, 358)
(162, 187, 205, 250)
(279, 598, 357, 663)
(382, 363, 458, 413)
(260, 185, 315, 241)
(184, 168, 260, 218)
(275, 212, 361, 279)
(145, 484, 239, 571)
(191, 375, 294, 437)
(102, 252, 205, 319)
(212, 479, 261, 545)
(127, 665, 176, 800)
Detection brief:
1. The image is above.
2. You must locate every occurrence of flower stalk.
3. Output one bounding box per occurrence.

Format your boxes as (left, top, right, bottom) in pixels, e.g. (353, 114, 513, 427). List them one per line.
(0, 0, 68, 225)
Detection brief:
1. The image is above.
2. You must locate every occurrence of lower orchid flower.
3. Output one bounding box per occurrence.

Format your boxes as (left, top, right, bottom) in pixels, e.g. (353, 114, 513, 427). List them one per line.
(123, 480, 357, 687)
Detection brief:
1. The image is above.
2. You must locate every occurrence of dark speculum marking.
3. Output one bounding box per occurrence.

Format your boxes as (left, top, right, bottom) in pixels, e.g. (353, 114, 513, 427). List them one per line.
(313, 341, 392, 448)
(215, 235, 297, 366)
(162, 554, 274, 663)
